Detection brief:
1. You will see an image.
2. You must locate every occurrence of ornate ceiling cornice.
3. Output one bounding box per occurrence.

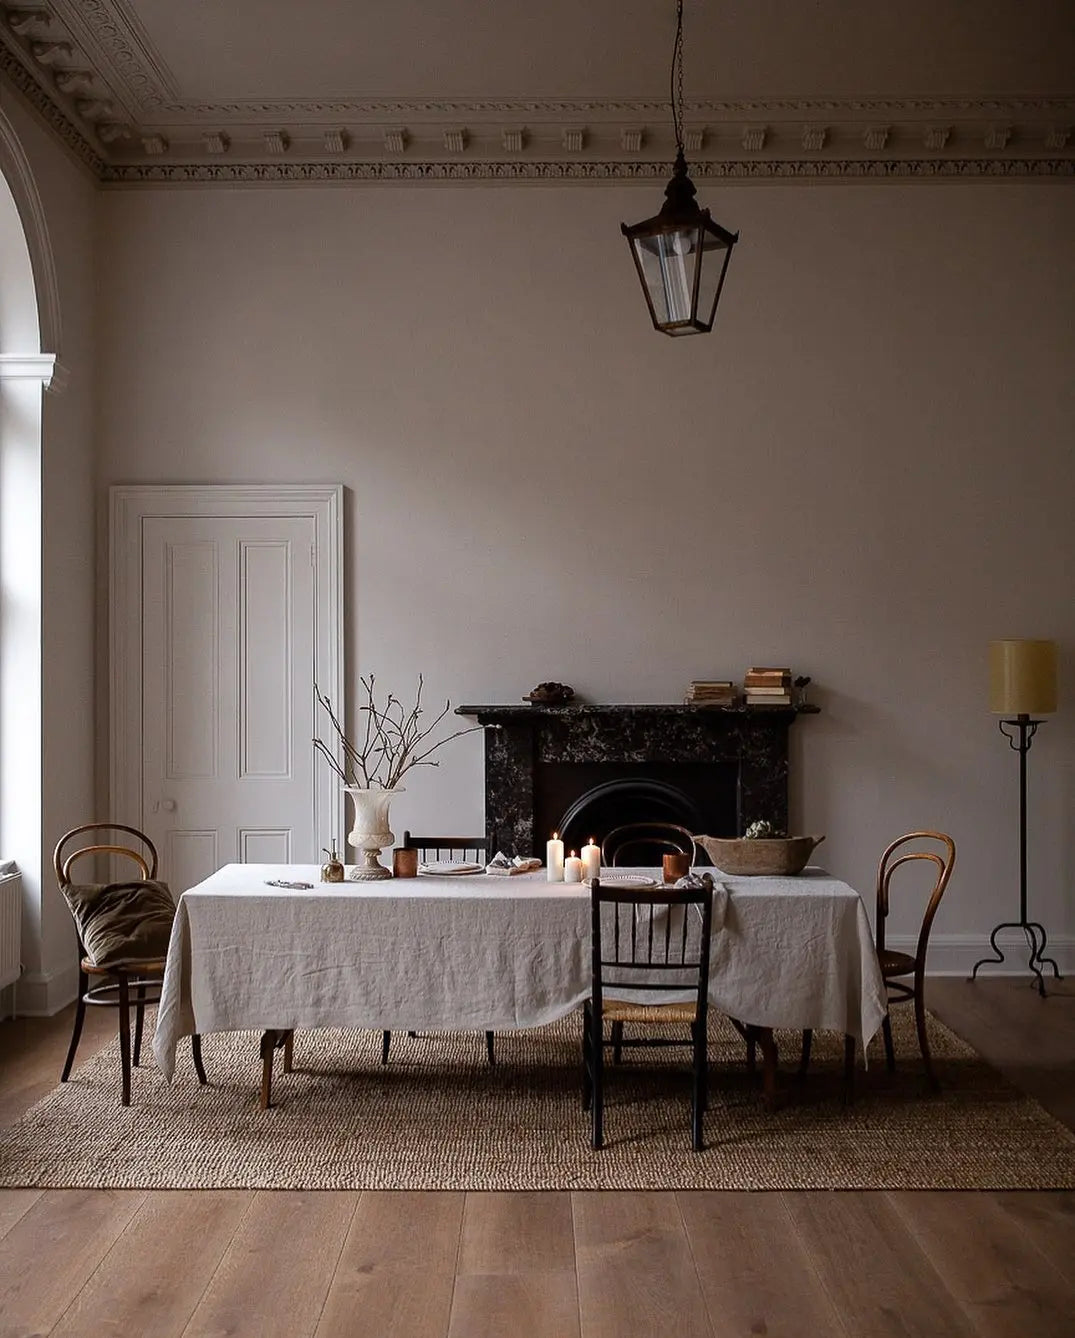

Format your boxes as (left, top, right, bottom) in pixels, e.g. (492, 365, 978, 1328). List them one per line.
(2, 0, 1073, 186)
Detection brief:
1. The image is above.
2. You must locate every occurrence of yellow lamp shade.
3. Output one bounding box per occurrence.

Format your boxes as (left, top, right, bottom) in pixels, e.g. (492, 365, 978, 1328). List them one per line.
(989, 640, 1058, 714)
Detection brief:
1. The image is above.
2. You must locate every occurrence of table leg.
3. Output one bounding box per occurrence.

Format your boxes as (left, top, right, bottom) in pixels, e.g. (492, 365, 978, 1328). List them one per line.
(283, 1031, 294, 1073)
(259, 1029, 292, 1109)
(755, 1027, 779, 1110)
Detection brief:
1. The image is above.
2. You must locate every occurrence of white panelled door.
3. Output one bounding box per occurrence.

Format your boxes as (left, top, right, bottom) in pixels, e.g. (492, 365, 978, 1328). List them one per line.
(111, 486, 343, 895)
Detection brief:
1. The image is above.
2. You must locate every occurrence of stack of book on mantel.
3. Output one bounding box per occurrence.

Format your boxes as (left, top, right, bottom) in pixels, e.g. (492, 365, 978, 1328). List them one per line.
(743, 667, 792, 706)
(684, 679, 737, 707)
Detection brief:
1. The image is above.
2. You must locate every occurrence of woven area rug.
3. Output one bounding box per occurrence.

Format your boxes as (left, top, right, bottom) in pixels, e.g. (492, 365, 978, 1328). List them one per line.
(3, 1010, 1074, 1191)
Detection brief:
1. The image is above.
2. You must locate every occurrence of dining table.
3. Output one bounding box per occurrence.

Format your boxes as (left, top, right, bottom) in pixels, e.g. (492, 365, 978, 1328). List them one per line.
(152, 862, 887, 1107)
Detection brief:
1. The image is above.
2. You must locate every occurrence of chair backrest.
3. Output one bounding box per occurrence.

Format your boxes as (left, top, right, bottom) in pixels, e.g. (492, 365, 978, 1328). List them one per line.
(591, 873, 714, 1012)
(600, 822, 697, 868)
(402, 831, 487, 864)
(54, 823, 159, 890)
(875, 831, 956, 970)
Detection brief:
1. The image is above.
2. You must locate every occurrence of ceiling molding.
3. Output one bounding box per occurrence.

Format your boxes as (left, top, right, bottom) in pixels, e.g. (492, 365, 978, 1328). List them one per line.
(2, 1, 1073, 186)
(98, 157, 1075, 187)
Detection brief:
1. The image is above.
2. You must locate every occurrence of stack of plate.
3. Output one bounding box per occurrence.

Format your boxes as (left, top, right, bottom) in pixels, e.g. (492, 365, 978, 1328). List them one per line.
(418, 861, 485, 876)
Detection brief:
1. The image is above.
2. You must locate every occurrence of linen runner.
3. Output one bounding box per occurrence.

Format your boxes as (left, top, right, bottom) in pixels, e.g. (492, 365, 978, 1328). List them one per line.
(153, 863, 886, 1081)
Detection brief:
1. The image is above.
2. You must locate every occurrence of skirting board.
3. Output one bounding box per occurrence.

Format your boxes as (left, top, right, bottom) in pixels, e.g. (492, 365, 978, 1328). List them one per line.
(890, 933, 1075, 977)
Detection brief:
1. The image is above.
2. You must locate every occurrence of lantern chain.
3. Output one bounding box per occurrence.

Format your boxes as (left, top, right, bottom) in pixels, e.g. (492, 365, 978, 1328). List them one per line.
(670, 0, 685, 156)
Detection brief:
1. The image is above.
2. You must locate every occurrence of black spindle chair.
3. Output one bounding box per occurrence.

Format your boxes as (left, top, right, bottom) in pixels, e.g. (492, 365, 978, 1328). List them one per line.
(583, 873, 714, 1151)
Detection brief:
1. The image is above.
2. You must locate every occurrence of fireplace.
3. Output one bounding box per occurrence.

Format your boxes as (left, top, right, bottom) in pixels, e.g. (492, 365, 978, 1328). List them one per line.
(456, 703, 816, 858)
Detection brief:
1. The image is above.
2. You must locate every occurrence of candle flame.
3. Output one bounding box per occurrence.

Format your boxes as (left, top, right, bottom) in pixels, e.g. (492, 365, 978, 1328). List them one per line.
(552, 831, 559, 840)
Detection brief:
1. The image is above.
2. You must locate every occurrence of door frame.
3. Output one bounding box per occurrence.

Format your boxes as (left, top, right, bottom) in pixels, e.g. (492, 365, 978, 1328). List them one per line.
(109, 483, 344, 867)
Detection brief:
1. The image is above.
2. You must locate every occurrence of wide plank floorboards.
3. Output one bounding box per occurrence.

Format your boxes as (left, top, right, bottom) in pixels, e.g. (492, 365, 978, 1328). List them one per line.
(0, 978, 1072, 1338)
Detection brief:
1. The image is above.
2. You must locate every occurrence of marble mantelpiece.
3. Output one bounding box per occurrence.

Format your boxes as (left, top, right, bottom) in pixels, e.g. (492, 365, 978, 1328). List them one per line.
(456, 703, 818, 857)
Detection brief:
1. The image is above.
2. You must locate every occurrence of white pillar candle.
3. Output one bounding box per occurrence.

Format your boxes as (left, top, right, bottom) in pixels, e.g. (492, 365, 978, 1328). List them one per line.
(580, 838, 601, 882)
(546, 832, 565, 882)
(564, 852, 583, 883)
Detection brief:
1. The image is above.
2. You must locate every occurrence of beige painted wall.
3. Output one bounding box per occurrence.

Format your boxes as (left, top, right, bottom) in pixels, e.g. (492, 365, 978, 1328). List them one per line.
(95, 179, 1075, 969)
(0, 89, 97, 1011)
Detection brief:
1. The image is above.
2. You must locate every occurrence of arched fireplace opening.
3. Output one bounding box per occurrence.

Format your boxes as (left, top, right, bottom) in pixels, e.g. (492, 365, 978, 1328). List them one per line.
(557, 778, 705, 863)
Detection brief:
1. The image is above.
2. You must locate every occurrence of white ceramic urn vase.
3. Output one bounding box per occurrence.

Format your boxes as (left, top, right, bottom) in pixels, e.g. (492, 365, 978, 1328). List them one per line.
(343, 785, 403, 880)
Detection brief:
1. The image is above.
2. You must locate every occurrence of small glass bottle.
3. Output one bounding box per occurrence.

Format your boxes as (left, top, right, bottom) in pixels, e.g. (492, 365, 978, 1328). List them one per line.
(320, 840, 344, 882)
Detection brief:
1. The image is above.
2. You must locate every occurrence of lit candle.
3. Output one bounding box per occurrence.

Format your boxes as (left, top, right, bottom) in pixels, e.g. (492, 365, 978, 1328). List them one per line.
(580, 838, 601, 882)
(564, 851, 583, 883)
(546, 831, 565, 882)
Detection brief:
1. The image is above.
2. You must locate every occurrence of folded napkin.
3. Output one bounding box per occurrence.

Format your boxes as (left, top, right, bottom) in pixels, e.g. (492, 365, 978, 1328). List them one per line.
(485, 851, 543, 875)
(673, 872, 730, 930)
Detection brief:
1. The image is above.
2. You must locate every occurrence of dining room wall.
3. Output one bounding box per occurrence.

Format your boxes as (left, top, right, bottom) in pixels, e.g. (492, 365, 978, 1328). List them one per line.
(95, 178, 1075, 971)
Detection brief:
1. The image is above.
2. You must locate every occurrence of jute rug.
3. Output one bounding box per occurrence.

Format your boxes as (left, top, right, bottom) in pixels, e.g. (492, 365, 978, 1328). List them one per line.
(3, 1010, 1074, 1191)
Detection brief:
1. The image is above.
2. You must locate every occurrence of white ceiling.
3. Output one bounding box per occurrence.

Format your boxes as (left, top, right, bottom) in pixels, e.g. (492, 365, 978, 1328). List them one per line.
(1, 0, 1073, 182)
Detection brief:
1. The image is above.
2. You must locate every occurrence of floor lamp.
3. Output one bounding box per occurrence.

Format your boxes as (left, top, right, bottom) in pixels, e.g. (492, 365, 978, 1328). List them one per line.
(972, 638, 1061, 996)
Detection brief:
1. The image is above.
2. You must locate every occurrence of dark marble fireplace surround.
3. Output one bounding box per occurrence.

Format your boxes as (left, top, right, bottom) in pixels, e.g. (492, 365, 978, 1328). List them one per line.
(456, 703, 817, 859)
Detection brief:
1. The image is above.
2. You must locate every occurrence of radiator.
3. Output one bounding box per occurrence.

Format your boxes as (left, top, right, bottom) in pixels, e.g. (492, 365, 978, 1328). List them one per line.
(0, 862, 22, 991)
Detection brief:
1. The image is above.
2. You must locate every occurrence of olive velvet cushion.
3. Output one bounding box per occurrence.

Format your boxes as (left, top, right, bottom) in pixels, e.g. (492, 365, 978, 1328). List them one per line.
(61, 879, 176, 970)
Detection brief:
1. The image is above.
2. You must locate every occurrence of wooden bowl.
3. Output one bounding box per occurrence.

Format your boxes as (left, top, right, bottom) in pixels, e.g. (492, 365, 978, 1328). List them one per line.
(692, 834, 825, 876)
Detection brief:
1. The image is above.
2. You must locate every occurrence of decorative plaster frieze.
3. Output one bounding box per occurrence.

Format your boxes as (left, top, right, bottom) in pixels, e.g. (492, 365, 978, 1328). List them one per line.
(621, 128, 643, 152)
(501, 126, 525, 153)
(863, 126, 890, 150)
(985, 125, 1012, 149)
(924, 126, 951, 150)
(264, 129, 289, 154)
(324, 129, 348, 152)
(443, 128, 466, 152)
(562, 128, 585, 152)
(801, 126, 827, 151)
(97, 156, 1075, 187)
(6, 9, 50, 37)
(1045, 127, 1071, 149)
(0, 38, 102, 170)
(97, 121, 130, 143)
(684, 127, 705, 153)
(203, 131, 228, 154)
(53, 67, 94, 95)
(742, 127, 766, 151)
(29, 36, 67, 62)
(75, 96, 112, 120)
(141, 132, 166, 154)
(383, 128, 406, 153)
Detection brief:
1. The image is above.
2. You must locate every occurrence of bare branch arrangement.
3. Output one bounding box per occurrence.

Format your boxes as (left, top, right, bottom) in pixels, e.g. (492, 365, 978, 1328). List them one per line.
(313, 675, 479, 790)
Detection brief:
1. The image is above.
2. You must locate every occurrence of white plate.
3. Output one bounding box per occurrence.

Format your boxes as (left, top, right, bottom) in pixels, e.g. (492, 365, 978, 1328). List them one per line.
(601, 874, 657, 891)
(418, 861, 485, 876)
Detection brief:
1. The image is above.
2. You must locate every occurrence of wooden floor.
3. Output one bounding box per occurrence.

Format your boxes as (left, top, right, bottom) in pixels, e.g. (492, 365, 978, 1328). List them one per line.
(1, 977, 1073, 1338)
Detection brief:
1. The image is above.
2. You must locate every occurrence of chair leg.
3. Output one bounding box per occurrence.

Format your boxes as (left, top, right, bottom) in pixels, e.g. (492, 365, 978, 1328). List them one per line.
(582, 1004, 593, 1111)
(746, 1029, 757, 1076)
(882, 1013, 896, 1072)
(283, 1031, 294, 1074)
(133, 984, 146, 1067)
(591, 1005, 604, 1150)
(611, 1020, 623, 1065)
(381, 1030, 391, 1065)
(191, 1033, 208, 1085)
(61, 969, 88, 1082)
(842, 1034, 855, 1106)
(914, 979, 939, 1091)
(798, 1028, 813, 1080)
(117, 973, 132, 1106)
(691, 1018, 707, 1151)
(485, 1030, 496, 1066)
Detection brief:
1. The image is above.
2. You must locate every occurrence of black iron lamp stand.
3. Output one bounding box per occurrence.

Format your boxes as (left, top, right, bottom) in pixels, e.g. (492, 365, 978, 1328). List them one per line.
(971, 713, 1061, 997)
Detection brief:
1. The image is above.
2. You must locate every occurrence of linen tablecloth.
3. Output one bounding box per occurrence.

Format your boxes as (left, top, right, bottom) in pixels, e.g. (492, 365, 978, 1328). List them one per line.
(153, 863, 887, 1080)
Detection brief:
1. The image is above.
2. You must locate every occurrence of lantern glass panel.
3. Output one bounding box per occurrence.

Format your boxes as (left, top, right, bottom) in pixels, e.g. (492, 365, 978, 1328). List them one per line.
(631, 224, 704, 330)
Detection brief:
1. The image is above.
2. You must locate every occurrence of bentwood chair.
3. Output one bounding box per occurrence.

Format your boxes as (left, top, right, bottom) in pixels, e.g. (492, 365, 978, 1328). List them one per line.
(380, 831, 495, 1066)
(583, 873, 714, 1151)
(800, 830, 956, 1095)
(55, 823, 207, 1105)
(600, 823, 697, 869)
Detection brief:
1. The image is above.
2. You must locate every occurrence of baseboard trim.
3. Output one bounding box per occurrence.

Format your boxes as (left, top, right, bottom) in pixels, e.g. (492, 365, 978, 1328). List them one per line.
(888, 933, 1075, 977)
(15, 961, 79, 1016)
